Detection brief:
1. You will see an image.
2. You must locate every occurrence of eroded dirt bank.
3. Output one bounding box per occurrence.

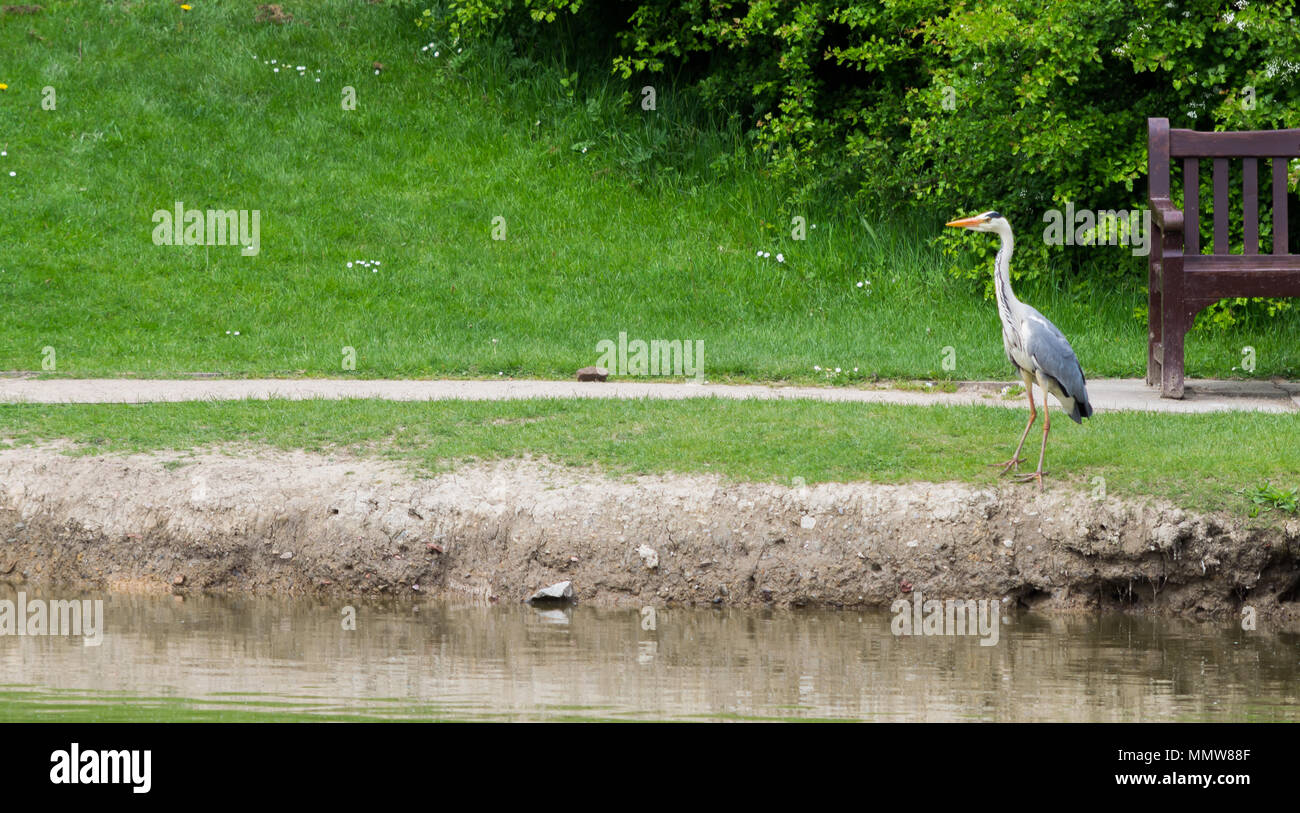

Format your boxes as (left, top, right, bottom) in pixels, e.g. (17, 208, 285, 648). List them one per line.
(1, 446, 1298, 624)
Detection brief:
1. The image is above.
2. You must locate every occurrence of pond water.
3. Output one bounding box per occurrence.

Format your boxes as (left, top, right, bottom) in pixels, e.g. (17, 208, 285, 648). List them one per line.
(1, 589, 1296, 721)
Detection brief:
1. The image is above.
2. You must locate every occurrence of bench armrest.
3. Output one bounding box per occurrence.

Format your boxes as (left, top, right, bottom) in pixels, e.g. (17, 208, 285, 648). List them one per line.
(1149, 197, 1184, 233)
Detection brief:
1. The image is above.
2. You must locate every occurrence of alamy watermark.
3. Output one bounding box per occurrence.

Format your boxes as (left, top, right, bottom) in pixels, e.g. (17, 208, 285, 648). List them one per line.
(891, 591, 1000, 646)
(0, 592, 104, 646)
(595, 331, 704, 380)
(50, 743, 150, 794)
(1042, 202, 1151, 256)
(151, 201, 260, 256)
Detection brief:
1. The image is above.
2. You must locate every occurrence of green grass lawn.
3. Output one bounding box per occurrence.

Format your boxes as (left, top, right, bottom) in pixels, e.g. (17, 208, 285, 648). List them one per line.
(2, 0, 1297, 383)
(1, 397, 1296, 515)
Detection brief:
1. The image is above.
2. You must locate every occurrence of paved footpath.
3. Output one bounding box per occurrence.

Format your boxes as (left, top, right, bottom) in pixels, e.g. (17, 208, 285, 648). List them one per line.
(0, 376, 1297, 413)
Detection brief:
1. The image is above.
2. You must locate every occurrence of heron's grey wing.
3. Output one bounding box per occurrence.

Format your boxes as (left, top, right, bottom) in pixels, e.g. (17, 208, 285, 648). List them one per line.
(1021, 305, 1092, 420)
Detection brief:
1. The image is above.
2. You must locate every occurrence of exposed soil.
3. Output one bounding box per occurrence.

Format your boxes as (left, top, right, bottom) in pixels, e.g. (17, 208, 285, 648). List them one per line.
(254, 4, 292, 24)
(1, 445, 1298, 626)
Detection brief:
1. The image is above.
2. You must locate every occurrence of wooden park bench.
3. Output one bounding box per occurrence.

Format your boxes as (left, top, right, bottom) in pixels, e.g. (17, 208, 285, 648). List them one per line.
(1147, 117, 1300, 397)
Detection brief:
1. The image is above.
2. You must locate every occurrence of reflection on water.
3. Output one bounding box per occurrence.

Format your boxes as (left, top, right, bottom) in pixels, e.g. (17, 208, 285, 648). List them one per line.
(1, 587, 1297, 721)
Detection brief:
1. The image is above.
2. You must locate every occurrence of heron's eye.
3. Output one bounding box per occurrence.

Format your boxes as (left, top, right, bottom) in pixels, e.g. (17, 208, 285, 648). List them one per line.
(986, 211, 1001, 220)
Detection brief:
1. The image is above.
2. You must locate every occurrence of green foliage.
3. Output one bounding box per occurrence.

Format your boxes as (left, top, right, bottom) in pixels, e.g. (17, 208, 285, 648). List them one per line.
(1243, 482, 1299, 516)
(424, 0, 1300, 314)
(420, 0, 581, 37)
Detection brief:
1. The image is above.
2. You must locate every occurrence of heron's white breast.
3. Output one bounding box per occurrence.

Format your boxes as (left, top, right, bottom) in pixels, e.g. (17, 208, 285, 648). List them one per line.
(1003, 326, 1032, 371)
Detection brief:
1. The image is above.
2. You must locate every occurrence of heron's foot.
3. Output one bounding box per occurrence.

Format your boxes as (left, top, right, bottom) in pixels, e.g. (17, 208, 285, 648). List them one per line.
(988, 457, 1023, 476)
(1015, 469, 1047, 490)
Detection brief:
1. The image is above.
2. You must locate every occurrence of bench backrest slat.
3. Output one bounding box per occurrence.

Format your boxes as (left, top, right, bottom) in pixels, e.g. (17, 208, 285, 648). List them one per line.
(1213, 158, 1229, 254)
(1274, 157, 1289, 255)
(1184, 157, 1199, 254)
(1243, 158, 1258, 255)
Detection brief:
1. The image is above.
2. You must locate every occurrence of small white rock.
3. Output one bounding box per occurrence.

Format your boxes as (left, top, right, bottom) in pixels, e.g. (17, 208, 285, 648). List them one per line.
(636, 544, 659, 569)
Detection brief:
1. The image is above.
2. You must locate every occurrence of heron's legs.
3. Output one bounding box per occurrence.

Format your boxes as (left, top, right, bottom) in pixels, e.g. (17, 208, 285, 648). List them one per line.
(989, 382, 1036, 475)
(1016, 397, 1050, 490)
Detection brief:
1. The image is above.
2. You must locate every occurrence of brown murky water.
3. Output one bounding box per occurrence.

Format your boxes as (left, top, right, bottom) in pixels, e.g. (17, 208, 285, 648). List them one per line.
(1, 589, 1297, 721)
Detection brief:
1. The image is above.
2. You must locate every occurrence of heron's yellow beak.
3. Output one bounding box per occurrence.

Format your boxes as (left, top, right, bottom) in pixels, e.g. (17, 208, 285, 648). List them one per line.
(945, 216, 983, 229)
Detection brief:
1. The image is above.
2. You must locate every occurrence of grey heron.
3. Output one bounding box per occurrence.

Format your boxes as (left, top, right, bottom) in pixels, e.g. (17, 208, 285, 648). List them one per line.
(945, 211, 1092, 488)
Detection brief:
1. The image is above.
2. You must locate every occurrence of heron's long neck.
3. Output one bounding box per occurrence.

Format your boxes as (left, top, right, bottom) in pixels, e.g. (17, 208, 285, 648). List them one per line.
(992, 226, 1019, 324)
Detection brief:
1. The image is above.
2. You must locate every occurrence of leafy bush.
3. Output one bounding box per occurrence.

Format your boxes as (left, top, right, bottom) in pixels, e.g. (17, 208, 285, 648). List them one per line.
(418, 0, 1300, 310)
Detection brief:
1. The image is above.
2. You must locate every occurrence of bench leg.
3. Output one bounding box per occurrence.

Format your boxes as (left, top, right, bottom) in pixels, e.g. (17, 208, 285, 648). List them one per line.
(1146, 293, 1161, 387)
(1159, 319, 1185, 399)
(1146, 233, 1166, 388)
(1154, 235, 1184, 399)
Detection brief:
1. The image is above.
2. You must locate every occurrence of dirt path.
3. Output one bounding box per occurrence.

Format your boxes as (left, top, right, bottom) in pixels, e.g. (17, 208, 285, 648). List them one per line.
(1, 376, 1298, 412)
(1, 445, 1297, 625)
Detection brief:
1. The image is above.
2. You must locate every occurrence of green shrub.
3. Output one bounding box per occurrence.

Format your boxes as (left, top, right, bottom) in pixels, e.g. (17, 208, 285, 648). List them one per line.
(418, 0, 1300, 313)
